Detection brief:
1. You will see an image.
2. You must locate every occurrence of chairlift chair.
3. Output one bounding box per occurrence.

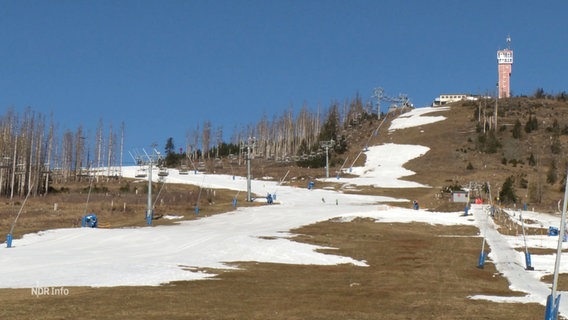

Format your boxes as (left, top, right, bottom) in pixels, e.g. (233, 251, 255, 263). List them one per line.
(158, 167, 169, 177)
(135, 167, 147, 178)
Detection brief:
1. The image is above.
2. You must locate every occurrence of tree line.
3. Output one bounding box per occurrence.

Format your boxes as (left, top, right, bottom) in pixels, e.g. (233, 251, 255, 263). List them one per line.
(165, 93, 373, 168)
(0, 107, 123, 198)
(0, 91, 378, 198)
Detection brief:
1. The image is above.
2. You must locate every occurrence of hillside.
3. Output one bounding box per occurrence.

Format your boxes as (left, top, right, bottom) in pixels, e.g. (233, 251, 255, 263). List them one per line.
(217, 97, 568, 214)
(1, 97, 568, 319)
(389, 97, 568, 213)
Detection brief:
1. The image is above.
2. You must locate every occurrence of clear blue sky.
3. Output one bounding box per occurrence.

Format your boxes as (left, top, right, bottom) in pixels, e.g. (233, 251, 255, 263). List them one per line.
(0, 0, 566, 157)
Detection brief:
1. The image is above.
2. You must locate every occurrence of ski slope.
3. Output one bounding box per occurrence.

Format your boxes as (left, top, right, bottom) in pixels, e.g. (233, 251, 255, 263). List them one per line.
(1, 105, 567, 316)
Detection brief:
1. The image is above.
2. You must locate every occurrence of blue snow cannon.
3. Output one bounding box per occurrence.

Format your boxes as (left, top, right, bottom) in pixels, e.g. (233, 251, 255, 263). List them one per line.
(308, 181, 314, 190)
(81, 214, 98, 228)
(6, 233, 13, 248)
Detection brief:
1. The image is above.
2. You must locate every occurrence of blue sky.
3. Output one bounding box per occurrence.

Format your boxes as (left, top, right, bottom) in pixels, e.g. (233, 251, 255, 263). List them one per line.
(0, 0, 566, 156)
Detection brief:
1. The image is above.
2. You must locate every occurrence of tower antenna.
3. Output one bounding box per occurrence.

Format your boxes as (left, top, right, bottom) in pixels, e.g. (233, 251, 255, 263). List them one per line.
(506, 34, 511, 50)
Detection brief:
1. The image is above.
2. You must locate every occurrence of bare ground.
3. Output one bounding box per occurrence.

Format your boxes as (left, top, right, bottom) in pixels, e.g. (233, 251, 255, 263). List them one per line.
(0, 219, 546, 319)
(1, 100, 567, 318)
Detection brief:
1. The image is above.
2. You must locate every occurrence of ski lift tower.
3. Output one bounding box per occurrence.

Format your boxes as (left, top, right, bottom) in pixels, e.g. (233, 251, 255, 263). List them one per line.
(372, 87, 384, 120)
(143, 145, 160, 225)
(242, 137, 256, 202)
(372, 87, 412, 118)
(320, 140, 335, 178)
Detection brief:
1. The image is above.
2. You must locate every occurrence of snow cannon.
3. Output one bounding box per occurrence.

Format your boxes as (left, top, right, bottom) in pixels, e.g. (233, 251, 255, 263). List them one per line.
(232, 198, 237, 207)
(477, 251, 486, 269)
(308, 181, 314, 190)
(146, 210, 153, 226)
(413, 200, 419, 210)
(464, 206, 469, 216)
(81, 214, 98, 228)
(549, 227, 559, 237)
(195, 206, 199, 216)
(6, 233, 12, 248)
(525, 251, 534, 271)
(545, 294, 561, 320)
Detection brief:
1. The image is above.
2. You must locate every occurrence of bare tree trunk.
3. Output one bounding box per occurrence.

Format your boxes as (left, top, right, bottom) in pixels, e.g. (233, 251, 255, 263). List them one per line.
(62, 130, 74, 183)
(119, 121, 124, 177)
(202, 121, 211, 159)
(45, 117, 54, 194)
(107, 123, 113, 178)
(74, 126, 84, 180)
(95, 119, 103, 174)
(10, 136, 17, 199)
(215, 125, 223, 159)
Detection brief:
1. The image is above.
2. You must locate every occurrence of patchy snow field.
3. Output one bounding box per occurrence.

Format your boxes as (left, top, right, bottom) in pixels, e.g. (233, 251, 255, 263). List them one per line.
(2, 105, 567, 316)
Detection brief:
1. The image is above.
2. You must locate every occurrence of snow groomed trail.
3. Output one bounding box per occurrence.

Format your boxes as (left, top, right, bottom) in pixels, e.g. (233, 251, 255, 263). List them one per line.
(1, 106, 568, 317)
(470, 204, 568, 316)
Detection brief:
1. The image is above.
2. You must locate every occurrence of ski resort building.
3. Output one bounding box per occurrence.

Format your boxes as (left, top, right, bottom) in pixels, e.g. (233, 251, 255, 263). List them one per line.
(432, 94, 478, 106)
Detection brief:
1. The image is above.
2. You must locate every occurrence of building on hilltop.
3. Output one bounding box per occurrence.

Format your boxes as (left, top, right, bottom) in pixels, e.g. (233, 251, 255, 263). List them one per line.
(497, 35, 513, 98)
(432, 94, 479, 106)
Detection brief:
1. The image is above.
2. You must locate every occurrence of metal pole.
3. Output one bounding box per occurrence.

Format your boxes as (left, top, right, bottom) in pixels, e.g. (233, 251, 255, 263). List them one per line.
(10, 136, 17, 199)
(247, 142, 251, 202)
(146, 160, 153, 225)
(548, 168, 568, 317)
(520, 211, 534, 270)
(325, 145, 330, 178)
(495, 83, 499, 129)
(244, 137, 254, 202)
(320, 140, 335, 179)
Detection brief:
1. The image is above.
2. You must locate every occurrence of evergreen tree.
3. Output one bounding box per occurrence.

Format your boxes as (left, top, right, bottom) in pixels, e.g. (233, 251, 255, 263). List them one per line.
(164, 137, 180, 167)
(319, 103, 340, 141)
(512, 119, 522, 139)
(528, 153, 536, 167)
(534, 88, 545, 99)
(499, 176, 517, 204)
(547, 160, 558, 185)
(477, 130, 501, 153)
(165, 137, 175, 155)
(551, 137, 561, 155)
(524, 115, 538, 133)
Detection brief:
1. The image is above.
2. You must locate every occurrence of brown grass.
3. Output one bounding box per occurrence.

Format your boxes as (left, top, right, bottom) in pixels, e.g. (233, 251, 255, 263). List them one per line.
(0, 179, 258, 240)
(2, 99, 567, 318)
(0, 219, 544, 319)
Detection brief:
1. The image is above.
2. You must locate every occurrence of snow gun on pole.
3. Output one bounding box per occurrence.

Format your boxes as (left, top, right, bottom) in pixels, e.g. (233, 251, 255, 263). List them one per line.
(195, 175, 206, 215)
(477, 182, 492, 268)
(6, 185, 33, 248)
(271, 169, 289, 200)
(519, 211, 534, 270)
(545, 168, 568, 319)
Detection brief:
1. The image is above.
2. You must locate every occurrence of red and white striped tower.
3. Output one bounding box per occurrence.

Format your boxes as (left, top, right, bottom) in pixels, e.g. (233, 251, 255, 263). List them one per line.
(497, 35, 513, 98)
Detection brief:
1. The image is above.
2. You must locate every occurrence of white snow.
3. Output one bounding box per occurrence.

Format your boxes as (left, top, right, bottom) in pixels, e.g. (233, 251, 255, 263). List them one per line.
(1, 104, 567, 316)
(162, 215, 184, 220)
(469, 204, 568, 316)
(335, 143, 430, 188)
(388, 106, 449, 132)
